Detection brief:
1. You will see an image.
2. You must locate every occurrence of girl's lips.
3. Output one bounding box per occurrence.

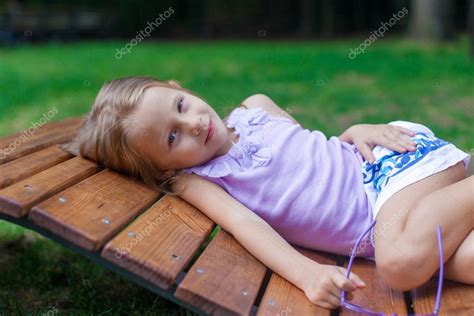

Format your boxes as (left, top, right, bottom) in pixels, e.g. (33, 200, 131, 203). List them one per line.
(205, 118, 213, 144)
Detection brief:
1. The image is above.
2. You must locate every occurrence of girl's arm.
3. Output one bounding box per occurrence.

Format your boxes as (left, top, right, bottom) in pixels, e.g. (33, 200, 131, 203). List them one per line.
(172, 173, 365, 309)
(241, 94, 301, 127)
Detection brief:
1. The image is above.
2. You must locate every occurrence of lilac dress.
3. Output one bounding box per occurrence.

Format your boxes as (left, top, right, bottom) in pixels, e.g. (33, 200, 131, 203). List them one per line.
(182, 106, 376, 260)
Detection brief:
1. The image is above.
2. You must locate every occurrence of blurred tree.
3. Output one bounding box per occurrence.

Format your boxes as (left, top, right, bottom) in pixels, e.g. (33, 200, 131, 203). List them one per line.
(200, 0, 213, 38)
(297, 0, 314, 36)
(320, 0, 335, 37)
(410, 0, 455, 40)
(0, 0, 468, 42)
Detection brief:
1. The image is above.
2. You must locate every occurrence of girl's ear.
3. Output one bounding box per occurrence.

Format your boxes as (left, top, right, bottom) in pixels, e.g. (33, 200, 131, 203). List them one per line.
(167, 80, 182, 89)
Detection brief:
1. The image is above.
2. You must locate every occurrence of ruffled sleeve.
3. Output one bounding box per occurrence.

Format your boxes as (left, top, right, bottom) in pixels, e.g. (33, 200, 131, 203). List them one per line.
(182, 107, 273, 178)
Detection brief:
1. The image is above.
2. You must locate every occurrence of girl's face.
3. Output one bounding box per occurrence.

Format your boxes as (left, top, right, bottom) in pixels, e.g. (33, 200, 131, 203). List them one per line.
(128, 86, 236, 172)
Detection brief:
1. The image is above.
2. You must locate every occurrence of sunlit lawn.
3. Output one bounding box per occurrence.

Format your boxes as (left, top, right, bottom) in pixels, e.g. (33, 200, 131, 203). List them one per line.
(0, 37, 473, 314)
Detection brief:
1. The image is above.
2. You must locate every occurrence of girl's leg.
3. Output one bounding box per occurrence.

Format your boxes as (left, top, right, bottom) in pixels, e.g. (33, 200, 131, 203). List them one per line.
(373, 161, 473, 291)
(433, 229, 473, 284)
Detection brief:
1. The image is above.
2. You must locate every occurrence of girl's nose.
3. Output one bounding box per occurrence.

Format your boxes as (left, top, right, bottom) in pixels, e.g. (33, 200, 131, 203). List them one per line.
(186, 117, 203, 136)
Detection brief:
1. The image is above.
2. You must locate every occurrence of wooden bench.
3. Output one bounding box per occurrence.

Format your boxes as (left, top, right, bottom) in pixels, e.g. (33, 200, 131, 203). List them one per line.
(0, 117, 473, 315)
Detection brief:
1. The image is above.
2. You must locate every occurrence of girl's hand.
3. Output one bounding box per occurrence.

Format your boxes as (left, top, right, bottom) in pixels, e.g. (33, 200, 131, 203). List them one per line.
(347, 124, 417, 164)
(303, 263, 366, 310)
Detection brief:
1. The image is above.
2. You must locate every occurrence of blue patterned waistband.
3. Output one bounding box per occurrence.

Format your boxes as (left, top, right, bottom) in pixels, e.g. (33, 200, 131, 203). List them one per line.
(362, 132, 449, 194)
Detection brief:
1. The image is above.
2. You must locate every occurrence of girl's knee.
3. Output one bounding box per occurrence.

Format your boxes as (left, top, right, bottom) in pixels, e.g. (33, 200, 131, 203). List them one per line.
(375, 243, 427, 291)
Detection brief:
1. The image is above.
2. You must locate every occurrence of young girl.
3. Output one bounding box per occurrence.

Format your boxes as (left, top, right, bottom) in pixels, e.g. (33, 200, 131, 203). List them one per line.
(63, 76, 473, 310)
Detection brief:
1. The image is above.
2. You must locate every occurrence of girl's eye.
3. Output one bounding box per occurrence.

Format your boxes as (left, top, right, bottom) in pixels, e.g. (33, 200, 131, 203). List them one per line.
(168, 98, 184, 145)
(168, 130, 176, 145)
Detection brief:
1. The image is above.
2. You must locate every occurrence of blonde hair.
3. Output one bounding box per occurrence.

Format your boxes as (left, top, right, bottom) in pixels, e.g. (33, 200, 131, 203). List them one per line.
(61, 76, 194, 195)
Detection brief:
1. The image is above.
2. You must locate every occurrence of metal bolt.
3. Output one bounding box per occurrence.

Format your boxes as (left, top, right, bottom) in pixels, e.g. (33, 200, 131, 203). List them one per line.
(128, 232, 137, 237)
(268, 299, 276, 306)
(196, 268, 204, 274)
(58, 196, 67, 203)
(24, 184, 32, 190)
(171, 254, 181, 261)
(241, 290, 249, 296)
(102, 217, 110, 225)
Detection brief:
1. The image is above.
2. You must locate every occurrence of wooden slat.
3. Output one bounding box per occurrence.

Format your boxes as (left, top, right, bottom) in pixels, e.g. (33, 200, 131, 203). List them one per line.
(101, 194, 215, 290)
(0, 117, 83, 148)
(256, 248, 336, 316)
(0, 145, 73, 189)
(339, 257, 406, 315)
(0, 156, 98, 218)
(0, 117, 84, 164)
(28, 169, 160, 251)
(0, 117, 76, 147)
(175, 229, 267, 315)
(412, 277, 474, 315)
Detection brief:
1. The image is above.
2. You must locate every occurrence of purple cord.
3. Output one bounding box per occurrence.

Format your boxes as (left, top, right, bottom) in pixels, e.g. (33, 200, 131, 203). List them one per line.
(434, 224, 443, 315)
(340, 219, 377, 312)
(340, 222, 444, 315)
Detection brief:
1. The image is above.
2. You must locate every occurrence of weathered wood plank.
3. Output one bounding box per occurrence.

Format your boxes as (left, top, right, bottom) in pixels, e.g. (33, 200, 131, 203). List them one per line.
(0, 145, 73, 189)
(0, 117, 78, 147)
(0, 156, 98, 218)
(256, 247, 336, 316)
(339, 257, 407, 315)
(175, 229, 267, 315)
(0, 117, 84, 164)
(28, 169, 160, 251)
(101, 194, 215, 290)
(412, 277, 474, 315)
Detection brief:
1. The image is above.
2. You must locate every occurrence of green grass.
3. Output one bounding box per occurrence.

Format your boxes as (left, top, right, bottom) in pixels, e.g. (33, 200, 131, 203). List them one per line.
(0, 37, 473, 314)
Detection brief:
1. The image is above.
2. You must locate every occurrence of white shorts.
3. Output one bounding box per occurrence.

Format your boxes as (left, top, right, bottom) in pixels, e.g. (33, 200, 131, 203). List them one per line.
(362, 120, 471, 248)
